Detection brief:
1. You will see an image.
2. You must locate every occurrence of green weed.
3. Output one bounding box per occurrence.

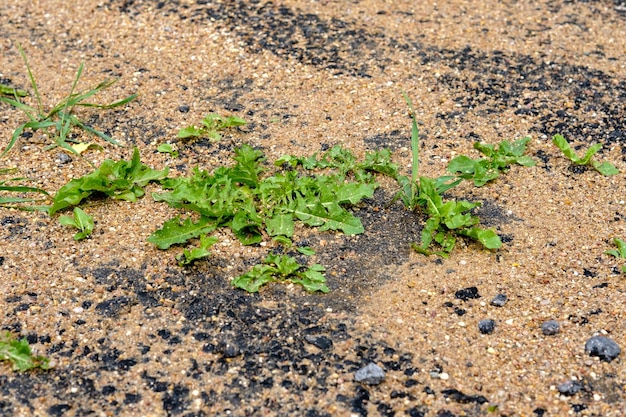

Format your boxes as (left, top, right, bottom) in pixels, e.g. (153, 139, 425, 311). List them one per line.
(178, 113, 247, 142)
(58, 207, 94, 241)
(232, 253, 329, 293)
(392, 94, 501, 257)
(49, 147, 168, 215)
(447, 137, 536, 186)
(552, 134, 618, 176)
(0, 168, 51, 211)
(0, 45, 136, 158)
(157, 143, 179, 158)
(176, 234, 218, 266)
(605, 238, 626, 273)
(149, 143, 386, 292)
(0, 331, 50, 372)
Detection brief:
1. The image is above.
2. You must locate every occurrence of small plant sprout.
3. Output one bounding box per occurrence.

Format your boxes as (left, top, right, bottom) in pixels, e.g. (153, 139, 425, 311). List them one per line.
(177, 113, 247, 142)
(0, 45, 137, 158)
(0, 168, 51, 211)
(176, 234, 219, 266)
(605, 238, 626, 273)
(49, 147, 168, 215)
(59, 207, 94, 241)
(447, 137, 536, 186)
(157, 143, 179, 158)
(391, 93, 500, 256)
(552, 134, 619, 176)
(0, 331, 50, 372)
(232, 254, 329, 293)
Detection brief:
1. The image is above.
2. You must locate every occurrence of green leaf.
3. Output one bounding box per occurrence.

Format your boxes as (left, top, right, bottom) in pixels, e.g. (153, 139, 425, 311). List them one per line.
(593, 161, 619, 176)
(294, 200, 364, 235)
(297, 246, 316, 256)
(59, 207, 94, 240)
(265, 212, 295, 237)
(157, 143, 179, 158)
(232, 264, 277, 293)
(148, 216, 217, 250)
(232, 255, 328, 293)
(177, 125, 203, 139)
(552, 134, 619, 176)
(176, 234, 218, 266)
(50, 147, 168, 215)
(0, 331, 50, 371)
(231, 208, 264, 245)
(552, 134, 579, 162)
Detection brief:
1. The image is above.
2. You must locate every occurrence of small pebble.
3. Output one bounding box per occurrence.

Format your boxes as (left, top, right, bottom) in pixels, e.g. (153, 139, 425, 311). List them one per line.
(56, 153, 72, 164)
(490, 293, 507, 307)
(584, 336, 621, 362)
(354, 363, 385, 385)
(541, 320, 560, 336)
(455, 286, 481, 301)
(557, 380, 583, 396)
(478, 319, 496, 334)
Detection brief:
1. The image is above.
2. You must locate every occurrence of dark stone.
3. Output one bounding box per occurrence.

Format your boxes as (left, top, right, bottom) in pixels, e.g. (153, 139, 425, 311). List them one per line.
(441, 388, 488, 404)
(490, 293, 507, 307)
(354, 363, 385, 385)
(455, 287, 480, 301)
(304, 335, 333, 350)
(541, 320, 560, 336)
(478, 319, 496, 335)
(557, 380, 583, 396)
(585, 336, 621, 362)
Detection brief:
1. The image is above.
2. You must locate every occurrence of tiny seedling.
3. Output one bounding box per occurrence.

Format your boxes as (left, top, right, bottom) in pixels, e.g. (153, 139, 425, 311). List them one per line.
(157, 143, 179, 158)
(232, 253, 329, 293)
(176, 234, 219, 266)
(552, 134, 618, 176)
(0, 45, 137, 158)
(50, 147, 168, 215)
(177, 113, 247, 142)
(391, 93, 500, 256)
(447, 137, 536, 186)
(0, 168, 51, 211)
(59, 207, 94, 240)
(0, 331, 50, 372)
(605, 238, 626, 273)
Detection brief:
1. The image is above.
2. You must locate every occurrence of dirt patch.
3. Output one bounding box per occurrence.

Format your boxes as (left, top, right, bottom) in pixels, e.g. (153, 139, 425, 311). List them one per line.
(1, 0, 625, 416)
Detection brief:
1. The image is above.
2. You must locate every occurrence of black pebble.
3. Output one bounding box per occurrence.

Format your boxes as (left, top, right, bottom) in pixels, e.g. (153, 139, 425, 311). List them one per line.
(478, 319, 496, 334)
(178, 105, 190, 113)
(541, 320, 560, 336)
(557, 380, 583, 396)
(490, 294, 507, 307)
(455, 286, 480, 301)
(584, 336, 621, 362)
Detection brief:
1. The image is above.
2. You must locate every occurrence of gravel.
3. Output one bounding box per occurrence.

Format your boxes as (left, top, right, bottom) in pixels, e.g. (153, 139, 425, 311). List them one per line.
(584, 336, 621, 362)
(354, 363, 386, 385)
(541, 320, 560, 336)
(490, 293, 508, 307)
(478, 319, 496, 334)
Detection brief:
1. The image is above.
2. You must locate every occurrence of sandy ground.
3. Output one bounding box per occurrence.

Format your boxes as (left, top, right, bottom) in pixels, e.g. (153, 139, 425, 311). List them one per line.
(1, 0, 625, 416)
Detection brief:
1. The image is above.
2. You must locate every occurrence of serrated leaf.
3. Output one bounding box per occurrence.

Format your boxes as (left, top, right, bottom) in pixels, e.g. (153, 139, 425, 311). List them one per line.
(148, 216, 217, 249)
(265, 212, 295, 237)
(294, 200, 364, 235)
(50, 148, 168, 214)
